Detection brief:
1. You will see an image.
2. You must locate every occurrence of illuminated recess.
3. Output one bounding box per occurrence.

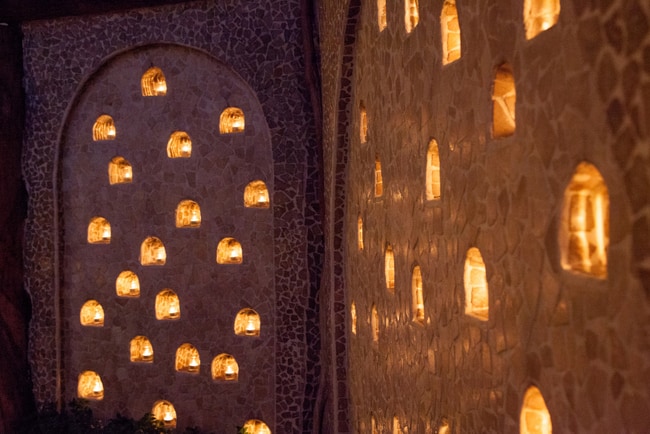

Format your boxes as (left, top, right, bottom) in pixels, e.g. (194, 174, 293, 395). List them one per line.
(441, 1, 462, 65)
(377, 0, 387, 31)
(524, 0, 560, 40)
(371, 304, 379, 342)
(217, 237, 243, 264)
(360, 101, 368, 143)
(166, 131, 192, 158)
(211, 354, 239, 381)
(351, 302, 357, 335)
(242, 420, 272, 434)
(357, 215, 364, 251)
(464, 247, 489, 321)
(404, 0, 419, 33)
(116, 270, 140, 297)
(130, 336, 154, 363)
(92, 115, 116, 141)
(175, 343, 201, 374)
(152, 400, 177, 429)
(140, 236, 166, 266)
(372, 416, 378, 434)
(234, 308, 261, 337)
(492, 63, 516, 138)
(175, 200, 201, 228)
(560, 162, 609, 278)
(108, 156, 133, 185)
(412, 265, 425, 323)
(426, 139, 441, 200)
(87, 216, 111, 244)
(80, 300, 104, 327)
(393, 416, 402, 434)
(141, 67, 167, 96)
(77, 371, 104, 400)
(520, 386, 552, 434)
(155, 289, 180, 320)
(385, 244, 395, 291)
(244, 180, 270, 208)
(438, 418, 450, 434)
(375, 155, 383, 197)
(219, 107, 245, 134)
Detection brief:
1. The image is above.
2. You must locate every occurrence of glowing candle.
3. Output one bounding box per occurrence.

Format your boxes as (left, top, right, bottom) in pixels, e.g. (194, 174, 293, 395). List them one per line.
(169, 302, 179, 317)
(156, 248, 165, 262)
(245, 318, 256, 335)
(230, 249, 239, 261)
(102, 227, 111, 240)
(93, 309, 102, 324)
(163, 411, 173, 422)
(154, 80, 167, 94)
(130, 278, 138, 294)
(257, 191, 269, 205)
(123, 167, 132, 181)
(224, 364, 235, 380)
(92, 379, 102, 395)
(232, 115, 244, 131)
(190, 210, 199, 224)
(181, 140, 191, 156)
(107, 126, 116, 138)
(189, 354, 199, 370)
(142, 344, 152, 359)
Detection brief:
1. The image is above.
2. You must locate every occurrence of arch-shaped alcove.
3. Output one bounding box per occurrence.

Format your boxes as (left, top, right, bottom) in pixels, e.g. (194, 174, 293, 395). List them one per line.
(464, 247, 489, 321)
(219, 107, 245, 134)
(384, 244, 395, 292)
(152, 400, 177, 428)
(211, 353, 239, 381)
(404, 0, 419, 33)
(92, 114, 116, 141)
(175, 343, 201, 373)
(80, 300, 104, 327)
(242, 419, 272, 434)
(155, 289, 180, 320)
(560, 162, 609, 278)
(441, 1, 462, 65)
(371, 304, 379, 343)
(357, 215, 364, 250)
(140, 236, 166, 265)
(374, 155, 383, 197)
(87, 216, 111, 244)
(524, 0, 560, 40)
(411, 265, 424, 323)
(108, 156, 133, 185)
(141, 66, 167, 96)
(244, 180, 270, 208)
(520, 386, 552, 434)
(115, 270, 140, 297)
(426, 139, 441, 200)
(217, 237, 243, 264)
(77, 371, 104, 400)
(175, 200, 201, 228)
(234, 308, 261, 336)
(350, 302, 357, 335)
(130, 336, 154, 363)
(359, 101, 368, 143)
(167, 131, 192, 158)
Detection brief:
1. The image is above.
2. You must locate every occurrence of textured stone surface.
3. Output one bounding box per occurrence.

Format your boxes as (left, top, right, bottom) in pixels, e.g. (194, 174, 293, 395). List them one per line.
(22, 1, 322, 432)
(319, 0, 650, 432)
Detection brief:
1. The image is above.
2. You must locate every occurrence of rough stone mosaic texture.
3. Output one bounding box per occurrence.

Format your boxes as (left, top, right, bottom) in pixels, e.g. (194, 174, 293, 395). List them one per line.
(22, 1, 321, 431)
(320, 0, 650, 432)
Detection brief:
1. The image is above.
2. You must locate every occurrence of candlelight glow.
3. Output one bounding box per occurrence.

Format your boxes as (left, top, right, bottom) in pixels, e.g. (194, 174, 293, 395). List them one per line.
(93, 114, 116, 141)
(167, 131, 192, 158)
(234, 308, 261, 336)
(141, 67, 167, 96)
(87, 216, 111, 244)
(175, 200, 201, 228)
(523, 0, 560, 39)
(108, 156, 133, 185)
(426, 139, 441, 200)
(375, 156, 383, 197)
(404, 0, 419, 33)
(464, 247, 489, 321)
(211, 354, 239, 381)
(492, 63, 516, 138)
(360, 101, 368, 143)
(441, 0, 462, 64)
(130, 336, 154, 362)
(377, 0, 387, 31)
(384, 244, 395, 291)
(242, 420, 272, 434)
(152, 401, 176, 428)
(244, 180, 271, 208)
(80, 300, 104, 327)
(371, 304, 379, 342)
(156, 289, 181, 320)
(176, 343, 201, 373)
(220, 107, 245, 134)
(78, 371, 104, 400)
(520, 386, 552, 434)
(351, 302, 357, 335)
(140, 236, 166, 266)
(357, 215, 364, 250)
(217, 237, 243, 264)
(412, 265, 425, 323)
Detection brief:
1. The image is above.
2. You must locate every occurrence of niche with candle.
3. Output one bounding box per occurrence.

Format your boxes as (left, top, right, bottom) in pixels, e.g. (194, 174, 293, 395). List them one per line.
(80, 300, 104, 327)
(464, 247, 489, 321)
(175, 200, 201, 228)
(393, 416, 402, 434)
(211, 353, 239, 381)
(217, 237, 243, 264)
(77, 371, 104, 400)
(351, 302, 357, 335)
(426, 139, 441, 200)
(166, 131, 192, 158)
(140, 236, 166, 266)
(234, 308, 261, 336)
(524, 0, 560, 40)
(242, 420, 272, 434)
(244, 180, 270, 208)
(141, 67, 167, 96)
(412, 265, 425, 323)
(404, 0, 419, 33)
(87, 216, 111, 244)
(377, 0, 387, 31)
(375, 155, 383, 197)
(155, 289, 181, 320)
(520, 386, 552, 434)
(357, 215, 364, 250)
(175, 343, 201, 373)
(152, 400, 177, 429)
(385, 244, 395, 292)
(492, 63, 516, 138)
(371, 304, 379, 342)
(92, 114, 116, 141)
(360, 101, 368, 143)
(130, 336, 154, 363)
(115, 270, 140, 297)
(108, 156, 133, 185)
(560, 162, 609, 278)
(441, 1, 462, 65)
(219, 107, 245, 134)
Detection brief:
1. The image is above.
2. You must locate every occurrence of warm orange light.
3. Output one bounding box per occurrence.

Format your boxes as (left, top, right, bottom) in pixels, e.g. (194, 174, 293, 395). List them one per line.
(152, 400, 176, 428)
(211, 354, 239, 381)
(167, 131, 192, 158)
(441, 1, 462, 64)
(464, 247, 489, 321)
(175, 200, 201, 228)
(141, 67, 167, 96)
(384, 245, 395, 291)
(351, 302, 357, 335)
(130, 336, 154, 363)
(242, 419, 272, 434)
(77, 371, 104, 400)
(426, 139, 441, 200)
(234, 308, 261, 336)
(371, 304, 379, 342)
(108, 156, 133, 185)
(357, 215, 364, 250)
(375, 156, 383, 197)
(404, 0, 419, 33)
(140, 236, 166, 266)
(360, 102, 368, 143)
(520, 386, 552, 434)
(217, 237, 243, 264)
(156, 289, 181, 320)
(87, 216, 111, 244)
(116, 270, 140, 297)
(377, 0, 387, 31)
(176, 343, 201, 373)
(523, 0, 560, 39)
(492, 63, 516, 138)
(93, 115, 116, 141)
(412, 266, 425, 323)
(80, 300, 104, 327)
(244, 180, 271, 208)
(220, 107, 245, 134)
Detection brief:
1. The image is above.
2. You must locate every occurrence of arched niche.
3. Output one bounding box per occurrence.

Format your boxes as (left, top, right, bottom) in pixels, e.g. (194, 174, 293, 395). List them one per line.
(167, 131, 192, 158)
(175, 200, 201, 228)
(242, 419, 272, 434)
(175, 343, 200, 373)
(244, 180, 270, 208)
(77, 371, 104, 400)
(115, 270, 140, 297)
(80, 300, 104, 327)
(155, 289, 180, 320)
(441, 1, 462, 65)
(217, 237, 243, 264)
(152, 400, 177, 428)
(92, 114, 116, 141)
(464, 247, 489, 321)
(140, 236, 166, 265)
(211, 353, 239, 381)
(141, 66, 167, 96)
(87, 216, 111, 244)
(219, 107, 245, 133)
(234, 308, 261, 336)
(130, 336, 154, 363)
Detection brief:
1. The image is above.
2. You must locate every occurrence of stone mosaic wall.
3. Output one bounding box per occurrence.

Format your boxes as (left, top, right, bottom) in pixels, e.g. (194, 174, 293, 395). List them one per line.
(22, 1, 321, 431)
(319, 0, 650, 432)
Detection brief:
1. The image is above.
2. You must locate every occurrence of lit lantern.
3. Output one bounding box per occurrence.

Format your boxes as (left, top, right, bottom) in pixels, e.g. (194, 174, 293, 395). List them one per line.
(108, 156, 133, 185)
(217, 237, 243, 264)
(219, 107, 245, 134)
(87, 216, 111, 244)
(130, 336, 154, 363)
(116, 270, 140, 297)
(520, 386, 552, 434)
(244, 180, 271, 208)
(211, 354, 239, 381)
(92, 114, 116, 141)
(77, 371, 104, 400)
(141, 67, 167, 96)
(140, 236, 166, 266)
(175, 343, 200, 373)
(234, 308, 261, 337)
(80, 300, 104, 327)
(167, 131, 192, 158)
(152, 400, 176, 428)
(175, 200, 201, 228)
(242, 419, 272, 434)
(156, 289, 181, 320)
